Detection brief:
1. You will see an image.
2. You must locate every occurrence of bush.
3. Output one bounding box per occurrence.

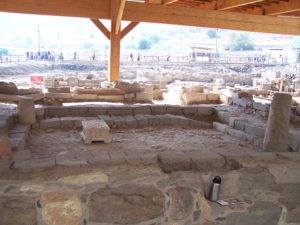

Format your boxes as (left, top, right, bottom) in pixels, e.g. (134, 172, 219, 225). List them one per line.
(207, 29, 217, 39)
(229, 32, 255, 51)
(0, 48, 8, 56)
(138, 38, 152, 50)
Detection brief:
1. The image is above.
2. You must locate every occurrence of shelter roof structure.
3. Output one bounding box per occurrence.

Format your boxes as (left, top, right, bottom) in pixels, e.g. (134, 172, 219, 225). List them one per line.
(0, 0, 299, 81)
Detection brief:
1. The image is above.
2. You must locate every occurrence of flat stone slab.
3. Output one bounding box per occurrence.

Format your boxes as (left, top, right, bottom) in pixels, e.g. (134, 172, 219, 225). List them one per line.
(81, 119, 111, 144)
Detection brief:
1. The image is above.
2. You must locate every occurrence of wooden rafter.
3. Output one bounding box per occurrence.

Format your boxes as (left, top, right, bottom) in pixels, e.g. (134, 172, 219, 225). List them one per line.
(90, 19, 110, 40)
(121, 22, 139, 39)
(265, 0, 300, 15)
(115, 0, 127, 34)
(219, 0, 265, 10)
(163, 0, 179, 5)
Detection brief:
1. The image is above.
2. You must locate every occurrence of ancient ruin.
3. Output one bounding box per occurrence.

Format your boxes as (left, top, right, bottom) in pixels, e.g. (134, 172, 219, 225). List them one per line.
(0, 0, 300, 225)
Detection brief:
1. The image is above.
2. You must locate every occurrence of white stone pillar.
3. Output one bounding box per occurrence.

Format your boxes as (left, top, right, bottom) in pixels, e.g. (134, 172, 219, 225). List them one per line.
(18, 96, 36, 124)
(263, 93, 292, 152)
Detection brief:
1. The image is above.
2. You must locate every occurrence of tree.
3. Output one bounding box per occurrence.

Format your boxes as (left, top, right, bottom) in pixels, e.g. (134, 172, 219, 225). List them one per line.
(207, 29, 217, 39)
(229, 32, 255, 51)
(138, 38, 152, 50)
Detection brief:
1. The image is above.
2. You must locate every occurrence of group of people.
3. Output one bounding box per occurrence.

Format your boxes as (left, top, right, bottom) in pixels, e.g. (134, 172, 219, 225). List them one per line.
(26, 51, 56, 61)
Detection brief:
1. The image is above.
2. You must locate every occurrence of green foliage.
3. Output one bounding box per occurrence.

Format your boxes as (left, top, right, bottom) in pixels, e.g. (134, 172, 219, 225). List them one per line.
(207, 29, 217, 39)
(0, 48, 8, 56)
(138, 39, 152, 49)
(229, 32, 255, 51)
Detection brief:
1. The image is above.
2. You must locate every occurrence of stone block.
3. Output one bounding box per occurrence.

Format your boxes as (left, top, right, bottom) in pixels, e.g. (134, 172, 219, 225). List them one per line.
(144, 115, 160, 126)
(0, 121, 8, 135)
(110, 116, 126, 128)
(45, 93, 72, 99)
(87, 106, 108, 116)
(0, 94, 19, 102)
(69, 106, 88, 117)
(216, 110, 231, 123)
(98, 95, 125, 102)
(187, 151, 225, 171)
(183, 106, 198, 115)
(228, 117, 241, 128)
(124, 93, 135, 101)
(166, 105, 183, 115)
(207, 93, 220, 101)
(158, 152, 191, 173)
(150, 105, 167, 115)
(233, 98, 253, 108)
(73, 94, 98, 101)
(124, 151, 157, 166)
(45, 106, 70, 117)
(134, 115, 148, 128)
(28, 93, 45, 101)
(189, 120, 213, 129)
(156, 114, 171, 126)
(177, 116, 191, 128)
(123, 116, 137, 128)
(9, 124, 30, 138)
(12, 149, 31, 161)
(9, 132, 26, 152)
(98, 115, 113, 127)
(35, 107, 45, 118)
(165, 114, 180, 126)
(81, 119, 111, 144)
(244, 124, 266, 137)
(136, 92, 153, 102)
(48, 87, 70, 93)
(213, 122, 229, 133)
(40, 118, 61, 128)
(43, 77, 55, 89)
(253, 102, 270, 112)
(18, 97, 36, 125)
(0, 135, 12, 159)
(197, 106, 214, 116)
(107, 106, 133, 116)
(67, 77, 78, 86)
(14, 158, 55, 171)
(182, 93, 207, 105)
(56, 152, 87, 166)
(226, 128, 254, 142)
(132, 105, 151, 115)
(60, 117, 83, 128)
(288, 132, 300, 152)
(220, 95, 233, 104)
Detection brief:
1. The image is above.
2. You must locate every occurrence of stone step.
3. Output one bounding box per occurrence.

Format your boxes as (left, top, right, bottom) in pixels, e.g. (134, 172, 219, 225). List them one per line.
(8, 124, 30, 153)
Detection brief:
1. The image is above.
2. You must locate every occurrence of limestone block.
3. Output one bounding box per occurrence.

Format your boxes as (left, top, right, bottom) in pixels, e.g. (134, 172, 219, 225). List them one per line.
(253, 102, 270, 112)
(87, 106, 108, 117)
(0, 135, 12, 159)
(69, 106, 88, 117)
(0, 94, 19, 102)
(108, 106, 133, 116)
(45, 106, 70, 117)
(123, 116, 137, 128)
(207, 93, 220, 101)
(226, 128, 254, 142)
(158, 152, 191, 173)
(165, 114, 180, 125)
(72, 94, 98, 101)
(156, 115, 170, 126)
(189, 120, 213, 129)
(40, 118, 61, 128)
(216, 110, 231, 123)
(288, 132, 300, 152)
(110, 116, 126, 128)
(35, 107, 45, 118)
(182, 93, 207, 105)
(45, 93, 72, 99)
(244, 124, 266, 137)
(150, 105, 167, 115)
(142, 84, 154, 94)
(233, 98, 253, 108)
(166, 105, 183, 115)
(56, 152, 87, 166)
(48, 87, 70, 93)
(213, 122, 229, 133)
(187, 151, 226, 171)
(136, 92, 153, 102)
(81, 119, 111, 144)
(176, 116, 191, 128)
(132, 105, 151, 115)
(134, 115, 148, 128)
(220, 95, 233, 104)
(98, 115, 113, 127)
(183, 106, 198, 115)
(197, 106, 214, 116)
(18, 97, 36, 124)
(124, 93, 135, 101)
(190, 85, 204, 93)
(14, 158, 55, 171)
(98, 95, 125, 102)
(60, 117, 83, 128)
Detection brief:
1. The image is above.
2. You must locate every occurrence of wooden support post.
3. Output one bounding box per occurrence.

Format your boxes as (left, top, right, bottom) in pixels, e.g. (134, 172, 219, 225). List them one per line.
(109, 0, 122, 82)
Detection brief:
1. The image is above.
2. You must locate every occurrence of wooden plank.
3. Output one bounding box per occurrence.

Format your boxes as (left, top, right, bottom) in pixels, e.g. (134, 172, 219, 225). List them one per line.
(90, 19, 110, 40)
(122, 1, 300, 35)
(219, 0, 264, 10)
(0, 0, 110, 19)
(115, 0, 127, 34)
(163, 0, 179, 5)
(121, 22, 139, 39)
(265, 0, 300, 15)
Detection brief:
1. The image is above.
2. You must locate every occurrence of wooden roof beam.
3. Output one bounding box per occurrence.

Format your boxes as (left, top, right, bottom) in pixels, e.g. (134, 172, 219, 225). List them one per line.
(265, 0, 300, 15)
(115, 0, 127, 34)
(163, 0, 179, 5)
(121, 22, 139, 39)
(90, 19, 110, 40)
(219, 0, 265, 10)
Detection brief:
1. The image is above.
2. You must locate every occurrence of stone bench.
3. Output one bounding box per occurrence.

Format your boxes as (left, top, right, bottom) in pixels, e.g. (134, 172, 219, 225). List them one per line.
(81, 119, 111, 144)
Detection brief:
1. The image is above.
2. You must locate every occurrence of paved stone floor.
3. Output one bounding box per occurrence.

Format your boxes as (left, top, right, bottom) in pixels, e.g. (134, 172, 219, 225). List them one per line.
(1, 126, 300, 225)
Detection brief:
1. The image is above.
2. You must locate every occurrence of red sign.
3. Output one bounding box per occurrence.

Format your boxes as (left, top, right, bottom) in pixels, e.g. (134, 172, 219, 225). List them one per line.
(30, 75, 43, 84)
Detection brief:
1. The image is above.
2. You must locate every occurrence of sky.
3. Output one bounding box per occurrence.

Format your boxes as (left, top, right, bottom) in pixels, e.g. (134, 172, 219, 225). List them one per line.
(0, 12, 297, 55)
